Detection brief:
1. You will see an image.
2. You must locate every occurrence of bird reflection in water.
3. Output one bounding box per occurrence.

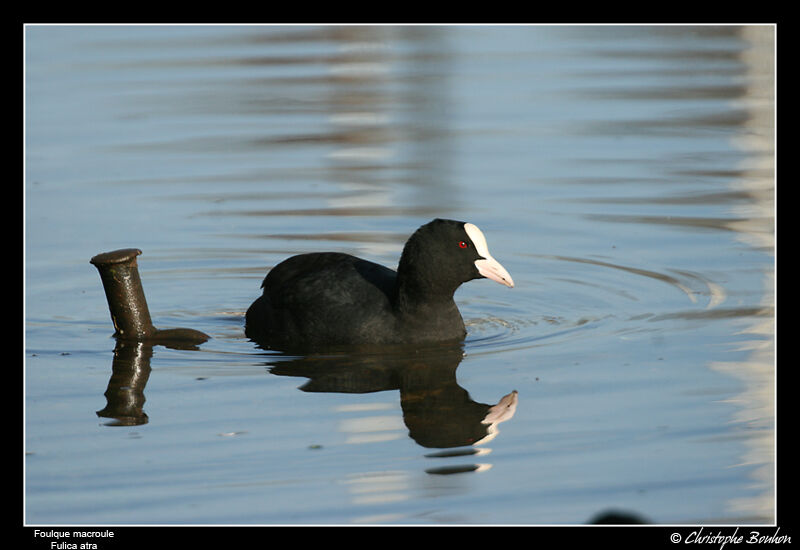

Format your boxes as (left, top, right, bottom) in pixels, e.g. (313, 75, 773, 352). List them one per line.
(267, 342, 518, 473)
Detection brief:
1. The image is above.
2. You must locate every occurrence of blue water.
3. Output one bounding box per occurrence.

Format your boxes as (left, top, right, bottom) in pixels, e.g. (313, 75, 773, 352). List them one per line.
(24, 24, 775, 525)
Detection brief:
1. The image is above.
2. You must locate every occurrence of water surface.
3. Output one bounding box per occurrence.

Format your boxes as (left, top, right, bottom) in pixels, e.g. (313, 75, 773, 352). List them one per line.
(24, 24, 775, 525)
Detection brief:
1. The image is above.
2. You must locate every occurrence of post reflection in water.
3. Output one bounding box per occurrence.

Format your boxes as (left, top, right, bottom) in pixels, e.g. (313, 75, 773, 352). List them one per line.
(96, 336, 210, 427)
(96, 340, 153, 427)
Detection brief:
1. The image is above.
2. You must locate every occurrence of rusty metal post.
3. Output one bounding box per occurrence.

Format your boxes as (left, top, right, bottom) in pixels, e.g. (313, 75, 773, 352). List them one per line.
(90, 248, 209, 346)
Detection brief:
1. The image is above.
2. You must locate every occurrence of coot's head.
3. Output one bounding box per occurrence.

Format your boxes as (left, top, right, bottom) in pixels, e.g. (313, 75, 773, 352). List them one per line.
(397, 219, 514, 297)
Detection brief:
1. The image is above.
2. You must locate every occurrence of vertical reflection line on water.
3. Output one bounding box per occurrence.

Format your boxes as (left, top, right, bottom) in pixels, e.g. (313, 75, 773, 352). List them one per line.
(321, 27, 461, 260)
(325, 26, 396, 169)
(710, 25, 775, 523)
(322, 24, 401, 258)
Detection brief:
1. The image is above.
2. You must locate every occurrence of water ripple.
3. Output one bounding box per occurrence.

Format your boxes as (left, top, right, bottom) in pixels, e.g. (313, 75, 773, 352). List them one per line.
(538, 254, 726, 308)
(459, 250, 755, 357)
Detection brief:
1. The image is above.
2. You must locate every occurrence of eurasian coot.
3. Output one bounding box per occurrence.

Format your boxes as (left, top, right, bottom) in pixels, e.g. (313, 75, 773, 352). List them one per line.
(245, 218, 513, 350)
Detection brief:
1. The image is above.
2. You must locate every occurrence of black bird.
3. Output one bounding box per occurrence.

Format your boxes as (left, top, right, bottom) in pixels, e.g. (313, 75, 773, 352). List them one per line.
(245, 218, 514, 351)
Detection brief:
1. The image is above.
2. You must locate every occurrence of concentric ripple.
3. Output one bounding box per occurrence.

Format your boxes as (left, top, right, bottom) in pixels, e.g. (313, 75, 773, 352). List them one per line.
(460, 252, 745, 357)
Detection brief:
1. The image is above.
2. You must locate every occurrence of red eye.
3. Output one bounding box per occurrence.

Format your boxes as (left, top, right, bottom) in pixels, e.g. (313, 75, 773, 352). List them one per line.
(458, 241, 468, 249)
